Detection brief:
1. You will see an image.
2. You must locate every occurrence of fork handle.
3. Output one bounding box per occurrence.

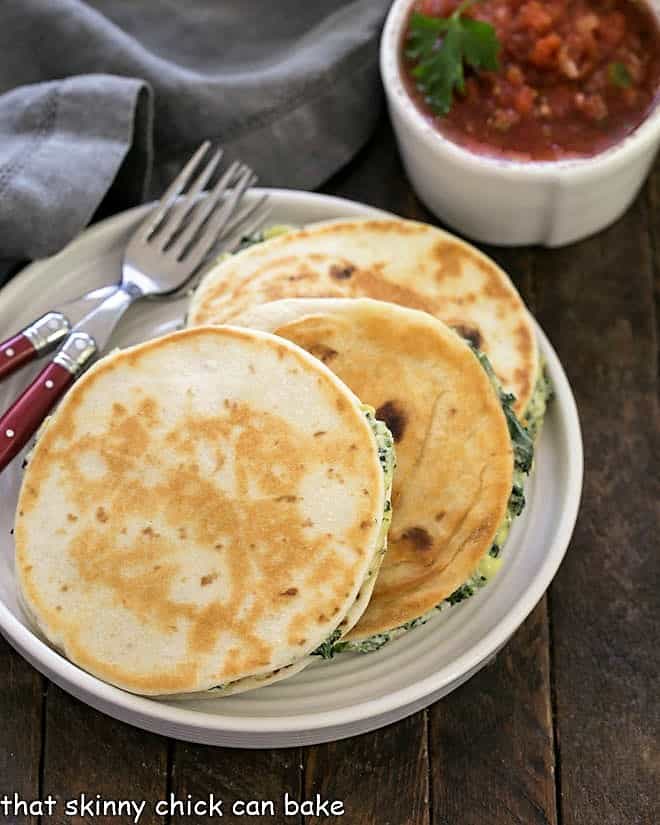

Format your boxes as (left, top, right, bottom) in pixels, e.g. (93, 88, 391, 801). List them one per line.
(0, 312, 71, 382)
(0, 333, 96, 472)
(0, 334, 37, 381)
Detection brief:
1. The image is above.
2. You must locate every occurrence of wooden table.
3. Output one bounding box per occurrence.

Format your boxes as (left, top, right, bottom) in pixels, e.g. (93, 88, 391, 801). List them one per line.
(1, 118, 658, 825)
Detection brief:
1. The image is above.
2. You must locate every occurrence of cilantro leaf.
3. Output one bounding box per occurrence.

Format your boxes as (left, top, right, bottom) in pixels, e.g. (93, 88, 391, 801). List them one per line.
(460, 18, 500, 72)
(609, 61, 632, 89)
(406, 5, 500, 117)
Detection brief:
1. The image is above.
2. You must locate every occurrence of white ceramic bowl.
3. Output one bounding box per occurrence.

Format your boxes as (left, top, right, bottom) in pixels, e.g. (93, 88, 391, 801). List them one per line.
(381, 0, 660, 247)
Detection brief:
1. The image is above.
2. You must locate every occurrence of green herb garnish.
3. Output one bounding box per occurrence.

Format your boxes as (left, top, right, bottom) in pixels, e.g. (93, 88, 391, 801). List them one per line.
(406, 1, 500, 117)
(609, 62, 632, 89)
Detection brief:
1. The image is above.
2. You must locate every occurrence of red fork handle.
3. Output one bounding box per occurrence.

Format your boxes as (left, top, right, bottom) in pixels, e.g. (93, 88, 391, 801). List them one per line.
(0, 362, 74, 471)
(0, 334, 37, 380)
(0, 330, 97, 472)
(0, 312, 70, 382)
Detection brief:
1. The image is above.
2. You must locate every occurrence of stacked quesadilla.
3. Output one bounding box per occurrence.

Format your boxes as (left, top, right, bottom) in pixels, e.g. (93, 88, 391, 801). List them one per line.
(15, 326, 394, 695)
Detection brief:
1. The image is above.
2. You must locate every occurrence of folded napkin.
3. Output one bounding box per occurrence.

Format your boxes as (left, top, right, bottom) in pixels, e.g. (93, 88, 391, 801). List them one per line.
(0, 0, 390, 279)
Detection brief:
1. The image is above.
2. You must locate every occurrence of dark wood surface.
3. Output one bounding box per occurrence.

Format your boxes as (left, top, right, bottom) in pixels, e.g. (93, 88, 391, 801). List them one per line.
(0, 117, 657, 825)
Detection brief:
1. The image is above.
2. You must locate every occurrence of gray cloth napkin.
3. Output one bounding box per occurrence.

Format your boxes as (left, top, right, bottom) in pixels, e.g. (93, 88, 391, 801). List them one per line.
(0, 0, 390, 273)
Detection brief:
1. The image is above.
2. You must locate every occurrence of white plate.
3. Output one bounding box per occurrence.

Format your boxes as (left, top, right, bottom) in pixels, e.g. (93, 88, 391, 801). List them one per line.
(0, 190, 583, 747)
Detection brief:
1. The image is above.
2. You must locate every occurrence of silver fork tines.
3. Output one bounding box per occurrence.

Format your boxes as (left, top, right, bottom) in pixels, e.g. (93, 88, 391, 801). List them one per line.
(123, 143, 260, 297)
(179, 198, 273, 297)
(167, 161, 246, 261)
(139, 141, 213, 243)
(155, 148, 224, 251)
(178, 167, 257, 271)
(217, 193, 270, 243)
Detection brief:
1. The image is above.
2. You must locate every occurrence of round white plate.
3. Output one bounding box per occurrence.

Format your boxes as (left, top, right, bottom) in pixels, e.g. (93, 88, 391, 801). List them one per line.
(0, 190, 583, 747)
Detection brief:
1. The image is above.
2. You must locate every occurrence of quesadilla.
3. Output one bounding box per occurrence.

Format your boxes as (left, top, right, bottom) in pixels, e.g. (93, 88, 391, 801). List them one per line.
(187, 217, 551, 436)
(234, 298, 533, 651)
(15, 326, 394, 694)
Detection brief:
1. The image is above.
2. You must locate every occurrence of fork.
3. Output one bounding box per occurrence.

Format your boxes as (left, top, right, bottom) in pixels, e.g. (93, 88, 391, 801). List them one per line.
(0, 142, 270, 471)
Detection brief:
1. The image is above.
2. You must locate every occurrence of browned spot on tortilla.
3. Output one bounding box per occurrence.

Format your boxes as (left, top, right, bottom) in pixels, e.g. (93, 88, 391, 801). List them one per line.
(60, 584, 68, 592)
(360, 520, 371, 530)
(307, 344, 338, 364)
(112, 403, 126, 416)
(432, 242, 465, 280)
(200, 573, 218, 587)
(95, 507, 108, 523)
(347, 268, 432, 314)
(313, 431, 326, 438)
(452, 324, 483, 350)
(275, 495, 298, 503)
(329, 264, 355, 280)
(281, 587, 298, 596)
(401, 526, 433, 550)
(67, 513, 78, 523)
(435, 511, 446, 522)
(482, 265, 517, 302)
(375, 400, 407, 442)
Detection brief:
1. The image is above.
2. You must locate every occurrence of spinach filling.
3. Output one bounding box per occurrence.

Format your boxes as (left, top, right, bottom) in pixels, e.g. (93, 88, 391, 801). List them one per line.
(311, 407, 395, 660)
(237, 224, 294, 251)
(334, 348, 549, 656)
(522, 362, 554, 441)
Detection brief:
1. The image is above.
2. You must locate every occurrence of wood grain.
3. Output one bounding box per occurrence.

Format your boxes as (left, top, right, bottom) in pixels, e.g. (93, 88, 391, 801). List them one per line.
(646, 159, 660, 359)
(170, 745, 301, 824)
(532, 176, 659, 825)
(41, 684, 168, 825)
(303, 714, 430, 825)
(0, 636, 43, 825)
(428, 600, 557, 825)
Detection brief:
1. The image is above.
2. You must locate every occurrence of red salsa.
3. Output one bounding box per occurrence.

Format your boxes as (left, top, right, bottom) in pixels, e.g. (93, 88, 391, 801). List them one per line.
(402, 0, 660, 160)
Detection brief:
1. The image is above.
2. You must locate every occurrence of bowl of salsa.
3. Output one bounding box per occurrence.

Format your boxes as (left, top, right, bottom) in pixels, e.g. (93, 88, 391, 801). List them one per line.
(381, 0, 660, 245)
